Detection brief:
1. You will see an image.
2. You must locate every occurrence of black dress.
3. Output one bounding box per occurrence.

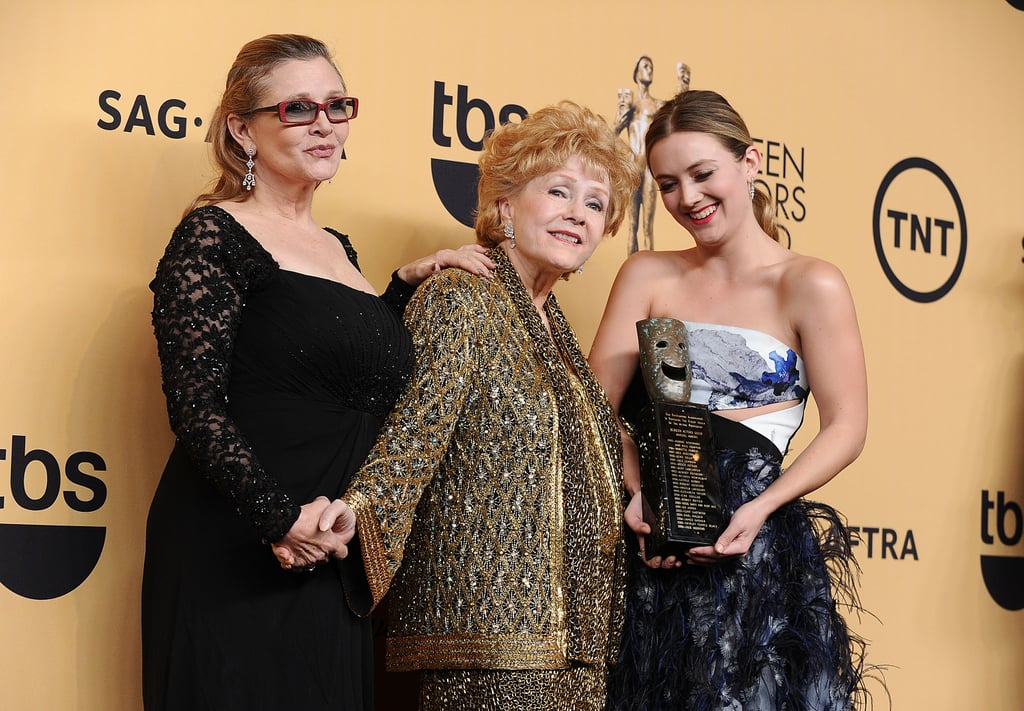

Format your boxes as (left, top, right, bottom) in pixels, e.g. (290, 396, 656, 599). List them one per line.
(142, 206, 413, 711)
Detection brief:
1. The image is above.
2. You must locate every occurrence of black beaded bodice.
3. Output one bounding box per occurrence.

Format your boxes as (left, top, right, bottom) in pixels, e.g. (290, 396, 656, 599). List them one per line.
(150, 205, 413, 542)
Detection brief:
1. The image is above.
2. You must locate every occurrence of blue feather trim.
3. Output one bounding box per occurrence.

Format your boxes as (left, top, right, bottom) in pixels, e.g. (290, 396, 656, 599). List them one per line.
(606, 418, 885, 710)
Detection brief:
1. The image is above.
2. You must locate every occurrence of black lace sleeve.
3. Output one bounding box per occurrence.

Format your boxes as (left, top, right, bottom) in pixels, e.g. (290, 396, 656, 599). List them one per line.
(380, 271, 416, 315)
(325, 227, 415, 315)
(150, 207, 300, 543)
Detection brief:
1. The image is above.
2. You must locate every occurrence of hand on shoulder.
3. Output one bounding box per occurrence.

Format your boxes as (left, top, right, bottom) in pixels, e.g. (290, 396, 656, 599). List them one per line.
(396, 244, 495, 287)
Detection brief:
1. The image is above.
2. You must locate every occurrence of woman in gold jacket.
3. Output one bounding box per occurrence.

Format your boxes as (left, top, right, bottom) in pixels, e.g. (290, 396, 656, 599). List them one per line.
(301, 101, 639, 709)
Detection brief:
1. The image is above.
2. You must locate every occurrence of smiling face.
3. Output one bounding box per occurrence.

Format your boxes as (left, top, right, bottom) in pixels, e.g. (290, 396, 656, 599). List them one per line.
(498, 155, 610, 288)
(637, 318, 691, 403)
(677, 62, 691, 91)
(648, 130, 759, 246)
(230, 57, 349, 190)
(634, 319, 692, 403)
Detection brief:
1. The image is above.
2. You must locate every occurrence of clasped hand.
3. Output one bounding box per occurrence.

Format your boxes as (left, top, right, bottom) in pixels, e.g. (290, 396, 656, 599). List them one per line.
(272, 496, 356, 572)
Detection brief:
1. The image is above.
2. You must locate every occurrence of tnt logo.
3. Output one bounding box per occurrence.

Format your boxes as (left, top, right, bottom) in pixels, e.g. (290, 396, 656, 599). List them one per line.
(872, 157, 967, 303)
(0, 435, 107, 600)
(430, 82, 527, 227)
(980, 490, 1024, 611)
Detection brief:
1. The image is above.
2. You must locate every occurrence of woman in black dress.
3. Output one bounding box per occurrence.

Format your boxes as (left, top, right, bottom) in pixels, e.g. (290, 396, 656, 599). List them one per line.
(142, 34, 492, 711)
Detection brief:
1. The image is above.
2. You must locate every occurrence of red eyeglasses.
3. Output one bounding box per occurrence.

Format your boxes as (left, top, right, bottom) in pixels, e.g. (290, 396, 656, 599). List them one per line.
(249, 97, 359, 125)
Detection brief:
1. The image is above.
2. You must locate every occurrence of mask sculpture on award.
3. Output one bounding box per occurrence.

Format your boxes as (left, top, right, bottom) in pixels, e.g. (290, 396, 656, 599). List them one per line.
(637, 318, 692, 403)
(634, 318, 725, 558)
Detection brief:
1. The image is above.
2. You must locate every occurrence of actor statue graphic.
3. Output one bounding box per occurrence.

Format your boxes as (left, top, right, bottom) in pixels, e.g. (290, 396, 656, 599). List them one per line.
(676, 62, 691, 95)
(616, 57, 691, 254)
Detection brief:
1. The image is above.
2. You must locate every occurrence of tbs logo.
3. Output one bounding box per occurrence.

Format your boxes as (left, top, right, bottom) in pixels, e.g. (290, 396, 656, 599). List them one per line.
(980, 490, 1024, 611)
(0, 435, 108, 600)
(430, 81, 527, 227)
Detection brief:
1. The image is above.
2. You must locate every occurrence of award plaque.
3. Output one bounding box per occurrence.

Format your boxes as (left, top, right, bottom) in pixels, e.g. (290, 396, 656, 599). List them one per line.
(632, 318, 725, 558)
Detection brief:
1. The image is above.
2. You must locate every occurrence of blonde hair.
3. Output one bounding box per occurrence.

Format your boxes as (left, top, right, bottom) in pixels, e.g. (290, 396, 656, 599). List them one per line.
(475, 101, 641, 247)
(645, 89, 780, 242)
(185, 34, 344, 216)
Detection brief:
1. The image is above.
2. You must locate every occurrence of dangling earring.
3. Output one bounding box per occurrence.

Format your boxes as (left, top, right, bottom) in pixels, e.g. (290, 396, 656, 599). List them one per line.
(243, 147, 256, 191)
(749, 180, 755, 201)
(576, 264, 584, 275)
(503, 222, 516, 249)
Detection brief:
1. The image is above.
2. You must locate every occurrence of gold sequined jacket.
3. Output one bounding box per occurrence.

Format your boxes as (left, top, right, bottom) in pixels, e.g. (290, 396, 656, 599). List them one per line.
(345, 247, 625, 672)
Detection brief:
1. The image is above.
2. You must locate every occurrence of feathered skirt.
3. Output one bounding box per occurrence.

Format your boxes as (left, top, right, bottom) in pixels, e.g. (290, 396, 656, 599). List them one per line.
(606, 415, 868, 711)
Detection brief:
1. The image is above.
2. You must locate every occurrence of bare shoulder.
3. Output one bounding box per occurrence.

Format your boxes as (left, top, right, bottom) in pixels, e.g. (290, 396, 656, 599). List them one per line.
(776, 252, 861, 350)
(779, 252, 852, 300)
(616, 248, 693, 284)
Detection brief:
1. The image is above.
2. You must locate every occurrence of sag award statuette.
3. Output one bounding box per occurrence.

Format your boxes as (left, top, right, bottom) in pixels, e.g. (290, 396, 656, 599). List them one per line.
(634, 318, 725, 558)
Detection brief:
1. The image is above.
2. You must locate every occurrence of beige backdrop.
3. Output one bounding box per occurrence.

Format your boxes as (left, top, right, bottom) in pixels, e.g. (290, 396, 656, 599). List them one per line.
(2, 1, 1023, 708)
